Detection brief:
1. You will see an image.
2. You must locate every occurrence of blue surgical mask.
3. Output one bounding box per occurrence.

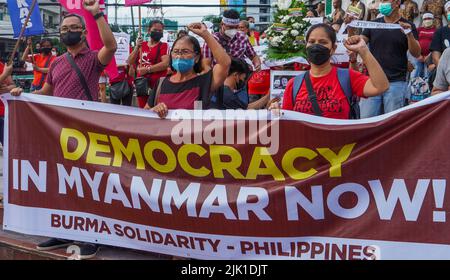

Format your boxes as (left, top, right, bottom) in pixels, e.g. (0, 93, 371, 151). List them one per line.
(379, 2, 393, 16)
(172, 58, 195, 73)
(249, 23, 256, 30)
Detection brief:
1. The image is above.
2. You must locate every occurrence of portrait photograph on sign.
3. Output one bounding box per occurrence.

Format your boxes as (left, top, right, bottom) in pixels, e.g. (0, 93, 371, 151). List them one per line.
(270, 71, 303, 103)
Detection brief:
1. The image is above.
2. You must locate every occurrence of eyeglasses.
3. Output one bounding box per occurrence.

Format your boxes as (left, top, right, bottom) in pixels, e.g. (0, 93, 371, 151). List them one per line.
(172, 49, 196, 56)
(60, 25, 83, 33)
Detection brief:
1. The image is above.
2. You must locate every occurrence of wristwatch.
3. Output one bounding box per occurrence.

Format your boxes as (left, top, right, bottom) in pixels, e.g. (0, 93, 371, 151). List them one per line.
(94, 12, 104, 20)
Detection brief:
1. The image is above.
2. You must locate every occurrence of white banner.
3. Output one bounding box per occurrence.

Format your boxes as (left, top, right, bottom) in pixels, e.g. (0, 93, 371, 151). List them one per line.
(348, 20, 402, 29)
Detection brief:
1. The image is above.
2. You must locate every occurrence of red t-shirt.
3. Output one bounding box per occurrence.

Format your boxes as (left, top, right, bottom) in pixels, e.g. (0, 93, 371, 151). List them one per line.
(282, 67, 369, 119)
(30, 53, 56, 86)
(417, 27, 436, 56)
(248, 70, 270, 95)
(136, 41, 168, 89)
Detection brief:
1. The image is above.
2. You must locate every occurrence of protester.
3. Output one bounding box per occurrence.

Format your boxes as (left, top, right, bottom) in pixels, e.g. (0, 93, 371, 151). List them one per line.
(412, 13, 436, 79)
(0, 62, 15, 147)
(420, 0, 446, 28)
(238, 20, 260, 46)
(432, 47, 450, 94)
(202, 9, 261, 72)
(317, 2, 326, 17)
(210, 57, 276, 110)
(21, 38, 56, 92)
(332, 0, 346, 23)
(348, 0, 367, 20)
(429, 1, 450, 66)
(128, 19, 169, 108)
(269, 24, 389, 119)
(306, 9, 319, 18)
(368, 0, 381, 20)
(144, 22, 230, 118)
(10, 0, 117, 259)
(400, 0, 419, 22)
(359, 0, 421, 117)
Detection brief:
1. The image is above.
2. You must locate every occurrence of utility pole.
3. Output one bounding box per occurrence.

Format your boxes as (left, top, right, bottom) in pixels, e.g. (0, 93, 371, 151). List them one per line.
(114, 0, 118, 25)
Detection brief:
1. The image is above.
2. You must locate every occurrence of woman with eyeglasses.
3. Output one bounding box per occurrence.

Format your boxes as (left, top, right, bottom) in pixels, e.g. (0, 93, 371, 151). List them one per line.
(144, 22, 231, 118)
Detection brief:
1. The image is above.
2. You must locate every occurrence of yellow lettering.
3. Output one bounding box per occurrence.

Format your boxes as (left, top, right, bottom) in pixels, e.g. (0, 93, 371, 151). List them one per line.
(210, 145, 244, 179)
(317, 143, 356, 177)
(86, 132, 111, 166)
(246, 147, 285, 181)
(282, 148, 318, 180)
(143, 141, 176, 173)
(178, 144, 210, 177)
(60, 128, 87, 161)
(110, 136, 145, 170)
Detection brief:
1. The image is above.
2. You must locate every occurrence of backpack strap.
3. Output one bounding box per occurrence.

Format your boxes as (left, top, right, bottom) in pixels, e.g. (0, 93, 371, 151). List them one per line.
(291, 72, 306, 106)
(336, 68, 352, 105)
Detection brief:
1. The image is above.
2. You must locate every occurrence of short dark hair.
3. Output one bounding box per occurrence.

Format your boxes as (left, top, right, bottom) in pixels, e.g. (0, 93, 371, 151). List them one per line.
(306, 23, 337, 45)
(307, 9, 319, 17)
(40, 38, 53, 47)
(148, 19, 164, 30)
(169, 35, 202, 73)
(223, 9, 240, 20)
(228, 57, 250, 76)
(246, 16, 255, 21)
(62, 13, 85, 29)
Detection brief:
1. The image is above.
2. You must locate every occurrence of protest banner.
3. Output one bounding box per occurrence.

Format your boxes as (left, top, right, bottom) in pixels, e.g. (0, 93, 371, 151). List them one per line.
(113, 32, 131, 66)
(2, 92, 450, 260)
(6, 0, 44, 38)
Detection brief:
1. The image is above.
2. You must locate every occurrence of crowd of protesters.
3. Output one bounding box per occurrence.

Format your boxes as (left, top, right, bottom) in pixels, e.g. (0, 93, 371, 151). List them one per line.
(0, 0, 450, 258)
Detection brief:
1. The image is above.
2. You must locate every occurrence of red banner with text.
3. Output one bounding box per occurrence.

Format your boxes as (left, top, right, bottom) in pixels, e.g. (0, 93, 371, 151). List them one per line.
(2, 93, 450, 260)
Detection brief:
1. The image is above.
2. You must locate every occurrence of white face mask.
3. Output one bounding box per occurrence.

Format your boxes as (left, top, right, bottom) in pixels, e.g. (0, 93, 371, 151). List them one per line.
(224, 29, 238, 38)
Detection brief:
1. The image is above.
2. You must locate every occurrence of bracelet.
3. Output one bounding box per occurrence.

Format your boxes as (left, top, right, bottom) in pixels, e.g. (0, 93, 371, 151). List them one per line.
(94, 12, 104, 20)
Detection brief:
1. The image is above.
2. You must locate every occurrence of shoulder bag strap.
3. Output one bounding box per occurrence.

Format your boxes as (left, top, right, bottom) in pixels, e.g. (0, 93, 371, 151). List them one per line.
(154, 77, 165, 106)
(304, 71, 322, 117)
(65, 53, 93, 101)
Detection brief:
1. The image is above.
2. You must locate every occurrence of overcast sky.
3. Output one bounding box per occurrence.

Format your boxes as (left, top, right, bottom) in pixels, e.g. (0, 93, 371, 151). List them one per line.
(107, 0, 220, 27)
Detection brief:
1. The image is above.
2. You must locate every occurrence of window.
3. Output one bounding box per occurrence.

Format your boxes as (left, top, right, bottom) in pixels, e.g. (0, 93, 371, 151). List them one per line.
(260, 8, 268, 14)
(260, 16, 269, 22)
(260, 0, 268, 4)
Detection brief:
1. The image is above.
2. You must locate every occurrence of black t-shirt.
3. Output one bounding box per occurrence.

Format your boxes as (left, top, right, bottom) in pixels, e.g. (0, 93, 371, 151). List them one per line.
(210, 86, 249, 110)
(429, 26, 450, 54)
(362, 17, 419, 82)
(147, 70, 213, 109)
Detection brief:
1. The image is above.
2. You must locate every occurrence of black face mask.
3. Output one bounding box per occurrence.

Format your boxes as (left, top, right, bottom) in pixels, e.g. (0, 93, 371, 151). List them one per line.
(41, 47, 52, 55)
(61, 31, 83, 47)
(306, 44, 331, 65)
(150, 31, 163, 42)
